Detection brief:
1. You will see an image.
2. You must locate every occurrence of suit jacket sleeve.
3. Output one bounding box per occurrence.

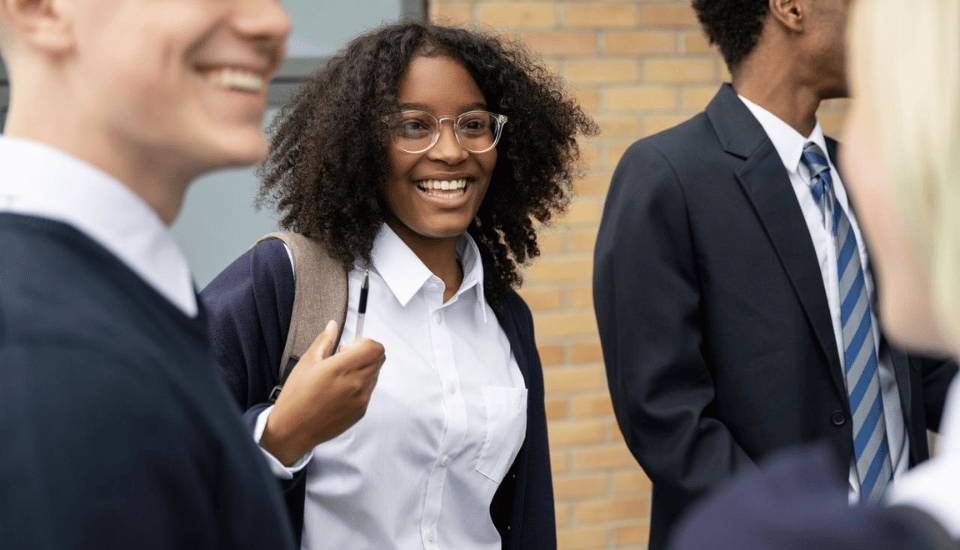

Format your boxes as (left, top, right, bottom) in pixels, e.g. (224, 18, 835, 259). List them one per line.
(593, 139, 756, 516)
(199, 239, 309, 535)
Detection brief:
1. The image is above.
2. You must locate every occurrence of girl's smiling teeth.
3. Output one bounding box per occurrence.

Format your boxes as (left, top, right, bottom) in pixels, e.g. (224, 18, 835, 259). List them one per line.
(206, 68, 267, 93)
(417, 178, 467, 197)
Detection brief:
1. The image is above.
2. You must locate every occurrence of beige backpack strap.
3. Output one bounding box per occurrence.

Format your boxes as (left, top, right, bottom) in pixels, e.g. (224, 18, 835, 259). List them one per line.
(256, 232, 348, 390)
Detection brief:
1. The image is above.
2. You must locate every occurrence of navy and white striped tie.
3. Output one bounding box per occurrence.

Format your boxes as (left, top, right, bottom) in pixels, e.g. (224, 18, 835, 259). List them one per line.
(801, 141, 892, 503)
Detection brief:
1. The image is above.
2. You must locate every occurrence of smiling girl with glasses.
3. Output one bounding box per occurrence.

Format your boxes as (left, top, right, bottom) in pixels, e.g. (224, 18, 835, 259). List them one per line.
(201, 20, 596, 550)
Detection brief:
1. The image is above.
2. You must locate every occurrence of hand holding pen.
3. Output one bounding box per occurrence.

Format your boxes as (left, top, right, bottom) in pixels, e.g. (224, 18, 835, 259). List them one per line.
(260, 269, 384, 466)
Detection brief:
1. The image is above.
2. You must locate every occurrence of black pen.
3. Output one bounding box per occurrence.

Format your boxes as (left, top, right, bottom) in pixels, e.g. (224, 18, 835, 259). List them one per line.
(355, 270, 369, 340)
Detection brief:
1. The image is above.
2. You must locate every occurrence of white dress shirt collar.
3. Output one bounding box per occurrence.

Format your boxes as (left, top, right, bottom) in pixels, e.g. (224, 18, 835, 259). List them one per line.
(738, 93, 831, 177)
(370, 224, 488, 322)
(0, 136, 198, 316)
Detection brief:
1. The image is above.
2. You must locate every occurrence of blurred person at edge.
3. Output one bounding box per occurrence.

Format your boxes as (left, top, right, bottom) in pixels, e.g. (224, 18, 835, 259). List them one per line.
(0, 0, 383, 547)
(668, 1, 960, 548)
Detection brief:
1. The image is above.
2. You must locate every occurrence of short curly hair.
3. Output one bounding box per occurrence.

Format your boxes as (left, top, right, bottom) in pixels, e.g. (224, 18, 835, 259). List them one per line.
(258, 21, 597, 300)
(692, 0, 770, 71)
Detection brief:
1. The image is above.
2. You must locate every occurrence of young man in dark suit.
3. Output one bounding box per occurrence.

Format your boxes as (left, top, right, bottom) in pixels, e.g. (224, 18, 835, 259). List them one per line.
(0, 0, 383, 547)
(593, 1, 958, 548)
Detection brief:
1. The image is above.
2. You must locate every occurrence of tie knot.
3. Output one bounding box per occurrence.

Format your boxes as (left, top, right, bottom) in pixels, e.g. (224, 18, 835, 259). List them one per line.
(801, 142, 830, 179)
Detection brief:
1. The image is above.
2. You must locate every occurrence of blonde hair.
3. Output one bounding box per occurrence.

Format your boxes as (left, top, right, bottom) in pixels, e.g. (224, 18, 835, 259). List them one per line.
(848, 0, 960, 345)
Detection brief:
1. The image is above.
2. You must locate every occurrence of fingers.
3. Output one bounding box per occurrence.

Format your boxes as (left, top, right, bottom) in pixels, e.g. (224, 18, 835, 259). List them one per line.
(338, 338, 386, 369)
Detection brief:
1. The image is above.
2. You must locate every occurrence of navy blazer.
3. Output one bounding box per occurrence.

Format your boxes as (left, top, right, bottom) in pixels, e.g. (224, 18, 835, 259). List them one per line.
(201, 238, 556, 549)
(593, 84, 958, 550)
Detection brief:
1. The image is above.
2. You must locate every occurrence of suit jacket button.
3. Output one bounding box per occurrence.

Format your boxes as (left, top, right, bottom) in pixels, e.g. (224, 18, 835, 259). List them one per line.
(831, 411, 847, 426)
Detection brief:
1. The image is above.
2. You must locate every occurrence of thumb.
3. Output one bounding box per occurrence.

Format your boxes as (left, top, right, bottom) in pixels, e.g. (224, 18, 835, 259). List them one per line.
(311, 320, 339, 359)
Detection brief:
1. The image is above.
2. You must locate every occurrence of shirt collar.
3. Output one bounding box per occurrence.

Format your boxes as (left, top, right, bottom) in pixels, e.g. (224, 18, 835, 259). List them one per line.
(0, 136, 198, 316)
(738, 94, 830, 178)
(369, 224, 488, 321)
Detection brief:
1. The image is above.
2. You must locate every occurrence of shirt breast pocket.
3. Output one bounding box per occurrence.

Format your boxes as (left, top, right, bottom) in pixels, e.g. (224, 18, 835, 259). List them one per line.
(475, 386, 528, 483)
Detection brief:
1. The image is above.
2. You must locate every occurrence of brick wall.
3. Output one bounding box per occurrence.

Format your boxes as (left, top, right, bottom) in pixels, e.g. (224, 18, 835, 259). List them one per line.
(427, 2, 848, 548)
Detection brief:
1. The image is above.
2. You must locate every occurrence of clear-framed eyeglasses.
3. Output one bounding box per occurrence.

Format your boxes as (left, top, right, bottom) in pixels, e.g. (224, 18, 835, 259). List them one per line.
(383, 110, 508, 154)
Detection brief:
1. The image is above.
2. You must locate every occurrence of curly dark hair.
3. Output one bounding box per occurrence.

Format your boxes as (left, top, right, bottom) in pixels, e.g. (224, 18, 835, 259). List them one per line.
(258, 20, 597, 301)
(692, 0, 770, 71)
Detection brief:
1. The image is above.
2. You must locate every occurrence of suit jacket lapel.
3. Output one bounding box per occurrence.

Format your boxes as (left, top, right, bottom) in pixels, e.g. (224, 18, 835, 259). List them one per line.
(706, 84, 845, 389)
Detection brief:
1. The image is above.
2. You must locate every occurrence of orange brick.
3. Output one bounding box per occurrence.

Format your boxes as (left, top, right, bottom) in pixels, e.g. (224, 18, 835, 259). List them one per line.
(559, 199, 603, 225)
(521, 31, 598, 56)
(571, 340, 603, 363)
(527, 257, 592, 282)
(681, 85, 718, 111)
(538, 343, 565, 366)
(644, 58, 717, 83)
(554, 474, 608, 499)
(563, 4, 638, 29)
(567, 59, 639, 85)
(545, 396, 569, 420)
(571, 392, 615, 417)
(568, 227, 598, 253)
(605, 142, 634, 166)
(549, 419, 606, 445)
(570, 88, 600, 112)
(430, 4, 473, 26)
(683, 31, 714, 54)
(552, 450, 570, 474)
(593, 115, 641, 139)
(603, 31, 676, 55)
(642, 4, 700, 28)
(643, 114, 690, 136)
(518, 286, 564, 311)
(573, 170, 612, 196)
(616, 523, 649, 546)
(543, 366, 607, 392)
(579, 143, 600, 168)
(575, 443, 638, 470)
(576, 495, 648, 523)
(569, 284, 594, 308)
(555, 503, 571, 527)
(614, 469, 653, 493)
(479, 3, 556, 28)
(537, 230, 564, 255)
(535, 312, 599, 339)
(557, 527, 607, 550)
(606, 85, 677, 111)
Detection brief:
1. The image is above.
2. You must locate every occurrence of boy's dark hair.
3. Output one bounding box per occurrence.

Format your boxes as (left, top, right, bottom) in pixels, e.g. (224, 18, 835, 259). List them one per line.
(692, 0, 770, 70)
(258, 21, 597, 300)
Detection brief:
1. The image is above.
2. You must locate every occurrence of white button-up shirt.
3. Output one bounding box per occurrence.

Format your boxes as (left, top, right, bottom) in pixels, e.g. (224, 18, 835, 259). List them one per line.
(256, 224, 527, 549)
(0, 136, 197, 317)
(739, 96, 909, 503)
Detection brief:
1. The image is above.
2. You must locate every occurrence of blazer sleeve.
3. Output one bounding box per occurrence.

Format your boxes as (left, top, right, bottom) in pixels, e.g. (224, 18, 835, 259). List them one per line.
(913, 354, 958, 432)
(593, 139, 756, 516)
(199, 239, 309, 536)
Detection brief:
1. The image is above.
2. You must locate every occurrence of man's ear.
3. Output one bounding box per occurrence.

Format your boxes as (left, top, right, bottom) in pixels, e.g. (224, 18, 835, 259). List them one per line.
(0, 0, 73, 55)
(769, 0, 806, 33)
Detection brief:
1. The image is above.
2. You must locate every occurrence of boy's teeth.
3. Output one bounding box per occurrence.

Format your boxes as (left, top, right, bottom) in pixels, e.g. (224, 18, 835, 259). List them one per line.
(209, 69, 266, 92)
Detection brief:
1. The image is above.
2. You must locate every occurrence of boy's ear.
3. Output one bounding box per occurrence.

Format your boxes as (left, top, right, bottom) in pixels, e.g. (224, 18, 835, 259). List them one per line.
(0, 0, 74, 55)
(769, 0, 806, 33)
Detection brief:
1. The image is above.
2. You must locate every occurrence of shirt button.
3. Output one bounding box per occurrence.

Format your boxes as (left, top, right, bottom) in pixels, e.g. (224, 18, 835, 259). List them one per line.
(426, 530, 435, 542)
(448, 383, 456, 394)
(440, 456, 451, 467)
(434, 312, 442, 324)
(831, 411, 847, 426)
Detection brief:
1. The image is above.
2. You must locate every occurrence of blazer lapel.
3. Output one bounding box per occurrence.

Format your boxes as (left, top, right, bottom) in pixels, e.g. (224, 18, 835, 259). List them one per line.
(706, 84, 845, 388)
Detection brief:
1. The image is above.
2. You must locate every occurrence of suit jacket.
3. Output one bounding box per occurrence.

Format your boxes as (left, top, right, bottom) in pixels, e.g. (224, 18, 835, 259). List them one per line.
(669, 444, 960, 550)
(201, 238, 557, 550)
(593, 84, 957, 550)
